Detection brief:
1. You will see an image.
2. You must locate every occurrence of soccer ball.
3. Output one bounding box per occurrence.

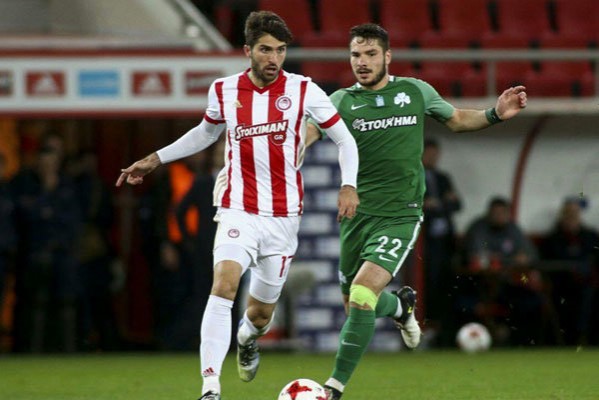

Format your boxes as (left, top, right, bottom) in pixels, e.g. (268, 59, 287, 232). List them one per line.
(456, 322, 492, 353)
(278, 379, 327, 400)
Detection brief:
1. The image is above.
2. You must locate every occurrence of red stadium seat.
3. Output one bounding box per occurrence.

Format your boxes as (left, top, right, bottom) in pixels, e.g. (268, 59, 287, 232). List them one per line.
(488, 0, 552, 46)
(302, 61, 348, 92)
(536, 22, 595, 97)
(541, 35, 593, 49)
(551, 0, 599, 46)
(416, 31, 485, 98)
(379, 0, 434, 48)
(258, 0, 315, 44)
(413, 62, 486, 98)
(524, 68, 594, 97)
(300, 0, 372, 47)
(481, 35, 532, 49)
(434, 0, 493, 45)
(495, 61, 533, 93)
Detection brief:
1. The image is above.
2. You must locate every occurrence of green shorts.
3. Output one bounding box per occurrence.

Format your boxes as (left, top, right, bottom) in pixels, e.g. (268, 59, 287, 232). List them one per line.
(338, 212, 423, 295)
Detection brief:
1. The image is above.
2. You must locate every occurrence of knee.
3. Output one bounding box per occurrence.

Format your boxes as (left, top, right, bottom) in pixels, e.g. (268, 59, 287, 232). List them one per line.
(210, 278, 238, 300)
(349, 284, 378, 311)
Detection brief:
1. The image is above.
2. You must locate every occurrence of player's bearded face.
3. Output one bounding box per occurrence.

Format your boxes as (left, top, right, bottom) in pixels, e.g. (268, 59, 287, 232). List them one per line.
(246, 34, 287, 86)
(350, 37, 391, 89)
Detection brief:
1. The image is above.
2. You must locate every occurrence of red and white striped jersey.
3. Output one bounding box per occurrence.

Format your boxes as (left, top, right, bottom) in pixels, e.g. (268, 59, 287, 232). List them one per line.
(206, 69, 340, 217)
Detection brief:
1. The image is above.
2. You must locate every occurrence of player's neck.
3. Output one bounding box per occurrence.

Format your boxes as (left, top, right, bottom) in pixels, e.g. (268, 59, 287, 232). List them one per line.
(248, 70, 279, 89)
(362, 74, 390, 91)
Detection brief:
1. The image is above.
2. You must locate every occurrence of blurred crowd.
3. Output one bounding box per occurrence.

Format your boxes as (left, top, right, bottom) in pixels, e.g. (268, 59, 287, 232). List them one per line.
(419, 138, 599, 348)
(0, 132, 598, 353)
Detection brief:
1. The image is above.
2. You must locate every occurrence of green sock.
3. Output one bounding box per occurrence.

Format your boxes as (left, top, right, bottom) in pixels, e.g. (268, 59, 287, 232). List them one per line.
(331, 307, 376, 385)
(375, 290, 398, 318)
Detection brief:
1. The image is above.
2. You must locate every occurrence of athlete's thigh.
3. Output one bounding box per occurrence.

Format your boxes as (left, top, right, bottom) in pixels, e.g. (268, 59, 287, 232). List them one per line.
(361, 215, 423, 278)
(250, 215, 300, 304)
(338, 213, 372, 295)
(213, 208, 259, 268)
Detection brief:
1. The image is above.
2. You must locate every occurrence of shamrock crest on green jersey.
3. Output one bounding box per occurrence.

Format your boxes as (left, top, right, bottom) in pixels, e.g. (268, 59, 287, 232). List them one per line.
(394, 92, 411, 107)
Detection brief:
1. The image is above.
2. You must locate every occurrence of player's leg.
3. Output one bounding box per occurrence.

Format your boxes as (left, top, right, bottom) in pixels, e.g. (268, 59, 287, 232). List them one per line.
(337, 213, 405, 320)
(199, 251, 248, 399)
(324, 261, 392, 400)
(236, 294, 277, 382)
(360, 216, 423, 349)
(199, 210, 258, 399)
(325, 215, 423, 399)
(236, 214, 299, 382)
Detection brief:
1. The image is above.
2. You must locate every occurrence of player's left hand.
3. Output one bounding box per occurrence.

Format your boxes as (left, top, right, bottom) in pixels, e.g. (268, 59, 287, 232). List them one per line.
(495, 85, 527, 120)
(337, 185, 359, 222)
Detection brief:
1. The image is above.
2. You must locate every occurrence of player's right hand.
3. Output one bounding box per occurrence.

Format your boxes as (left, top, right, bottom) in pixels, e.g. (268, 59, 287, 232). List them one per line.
(337, 185, 359, 222)
(115, 152, 161, 187)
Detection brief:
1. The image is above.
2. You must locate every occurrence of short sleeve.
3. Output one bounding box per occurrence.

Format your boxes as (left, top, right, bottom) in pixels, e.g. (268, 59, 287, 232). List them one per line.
(406, 78, 455, 123)
(204, 81, 225, 124)
(304, 81, 340, 128)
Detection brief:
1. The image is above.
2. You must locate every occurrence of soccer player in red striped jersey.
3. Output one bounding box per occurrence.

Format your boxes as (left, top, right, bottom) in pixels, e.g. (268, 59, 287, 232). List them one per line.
(116, 11, 359, 400)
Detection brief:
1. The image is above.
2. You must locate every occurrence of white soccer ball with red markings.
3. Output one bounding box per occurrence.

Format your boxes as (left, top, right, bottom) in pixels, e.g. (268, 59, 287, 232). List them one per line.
(278, 378, 327, 400)
(456, 322, 492, 353)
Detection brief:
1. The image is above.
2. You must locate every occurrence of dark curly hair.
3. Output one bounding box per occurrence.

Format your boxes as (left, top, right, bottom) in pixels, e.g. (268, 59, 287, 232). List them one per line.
(244, 11, 293, 47)
(349, 23, 390, 51)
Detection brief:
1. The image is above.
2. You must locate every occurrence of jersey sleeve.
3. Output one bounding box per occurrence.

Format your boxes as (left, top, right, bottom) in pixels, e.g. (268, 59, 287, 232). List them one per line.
(304, 81, 341, 129)
(309, 89, 346, 139)
(203, 81, 225, 125)
(406, 78, 455, 123)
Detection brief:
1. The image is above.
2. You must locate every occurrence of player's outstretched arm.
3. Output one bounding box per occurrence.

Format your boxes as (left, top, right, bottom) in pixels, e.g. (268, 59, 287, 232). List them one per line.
(115, 152, 161, 187)
(445, 86, 527, 132)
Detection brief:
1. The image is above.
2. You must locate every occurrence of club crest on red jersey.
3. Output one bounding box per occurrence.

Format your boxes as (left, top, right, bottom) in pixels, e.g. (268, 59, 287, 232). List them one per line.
(275, 95, 292, 111)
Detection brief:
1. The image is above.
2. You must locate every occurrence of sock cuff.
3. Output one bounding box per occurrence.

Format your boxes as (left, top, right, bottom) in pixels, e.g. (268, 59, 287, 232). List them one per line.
(208, 295, 234, 309)
(325, 378, 345, 393)
(348, 306, 376, 323)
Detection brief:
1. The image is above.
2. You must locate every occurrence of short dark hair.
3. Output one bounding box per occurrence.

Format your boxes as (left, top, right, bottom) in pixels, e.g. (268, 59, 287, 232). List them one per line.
(244, 11, 293, 47)
(349, 23, 390, 52)
(489, 196, 511, 209)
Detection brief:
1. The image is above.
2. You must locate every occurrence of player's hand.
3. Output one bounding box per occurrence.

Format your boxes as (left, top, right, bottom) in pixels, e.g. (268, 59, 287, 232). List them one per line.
(495, 86, 527, 120)
(337, 185, 359, 222)
(115, 152, 161, 187)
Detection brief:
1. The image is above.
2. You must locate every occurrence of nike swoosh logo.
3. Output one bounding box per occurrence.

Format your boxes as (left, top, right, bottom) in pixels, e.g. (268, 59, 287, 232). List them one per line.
(378, 255, 394, 262)
(341, 340, 361, 347)
(350, 104, 367, 110)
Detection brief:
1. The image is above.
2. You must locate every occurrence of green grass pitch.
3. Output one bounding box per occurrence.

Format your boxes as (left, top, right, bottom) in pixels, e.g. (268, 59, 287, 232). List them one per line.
(1, 349, 597, 399)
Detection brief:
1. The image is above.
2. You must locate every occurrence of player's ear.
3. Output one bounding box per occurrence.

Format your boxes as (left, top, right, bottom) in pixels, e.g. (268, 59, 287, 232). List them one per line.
(385, 49, 392, 66)
(243, 44, 251, 57)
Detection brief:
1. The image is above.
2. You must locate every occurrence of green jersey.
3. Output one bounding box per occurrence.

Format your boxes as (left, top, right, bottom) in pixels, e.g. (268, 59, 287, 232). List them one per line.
(329, 76, 455, 217)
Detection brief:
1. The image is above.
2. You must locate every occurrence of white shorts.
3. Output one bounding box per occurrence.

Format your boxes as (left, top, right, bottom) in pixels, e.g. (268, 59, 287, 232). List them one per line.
(213, 208, 300, 304)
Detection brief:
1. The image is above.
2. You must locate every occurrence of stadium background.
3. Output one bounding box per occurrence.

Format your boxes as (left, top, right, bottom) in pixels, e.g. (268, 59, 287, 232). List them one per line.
(0, 0, 598, 355)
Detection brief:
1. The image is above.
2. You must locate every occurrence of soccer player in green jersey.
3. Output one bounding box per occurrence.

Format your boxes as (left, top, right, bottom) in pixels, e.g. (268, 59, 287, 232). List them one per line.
(306, 23, 527, 400)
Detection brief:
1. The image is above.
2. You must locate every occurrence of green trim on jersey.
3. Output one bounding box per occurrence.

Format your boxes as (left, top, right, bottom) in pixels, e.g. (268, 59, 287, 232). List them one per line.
(327, 76, 455, 217)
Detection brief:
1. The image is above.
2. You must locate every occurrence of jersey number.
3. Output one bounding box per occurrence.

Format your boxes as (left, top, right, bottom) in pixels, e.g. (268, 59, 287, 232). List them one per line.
(279, 255, 294, 278)
(375, 236, 402, 259)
